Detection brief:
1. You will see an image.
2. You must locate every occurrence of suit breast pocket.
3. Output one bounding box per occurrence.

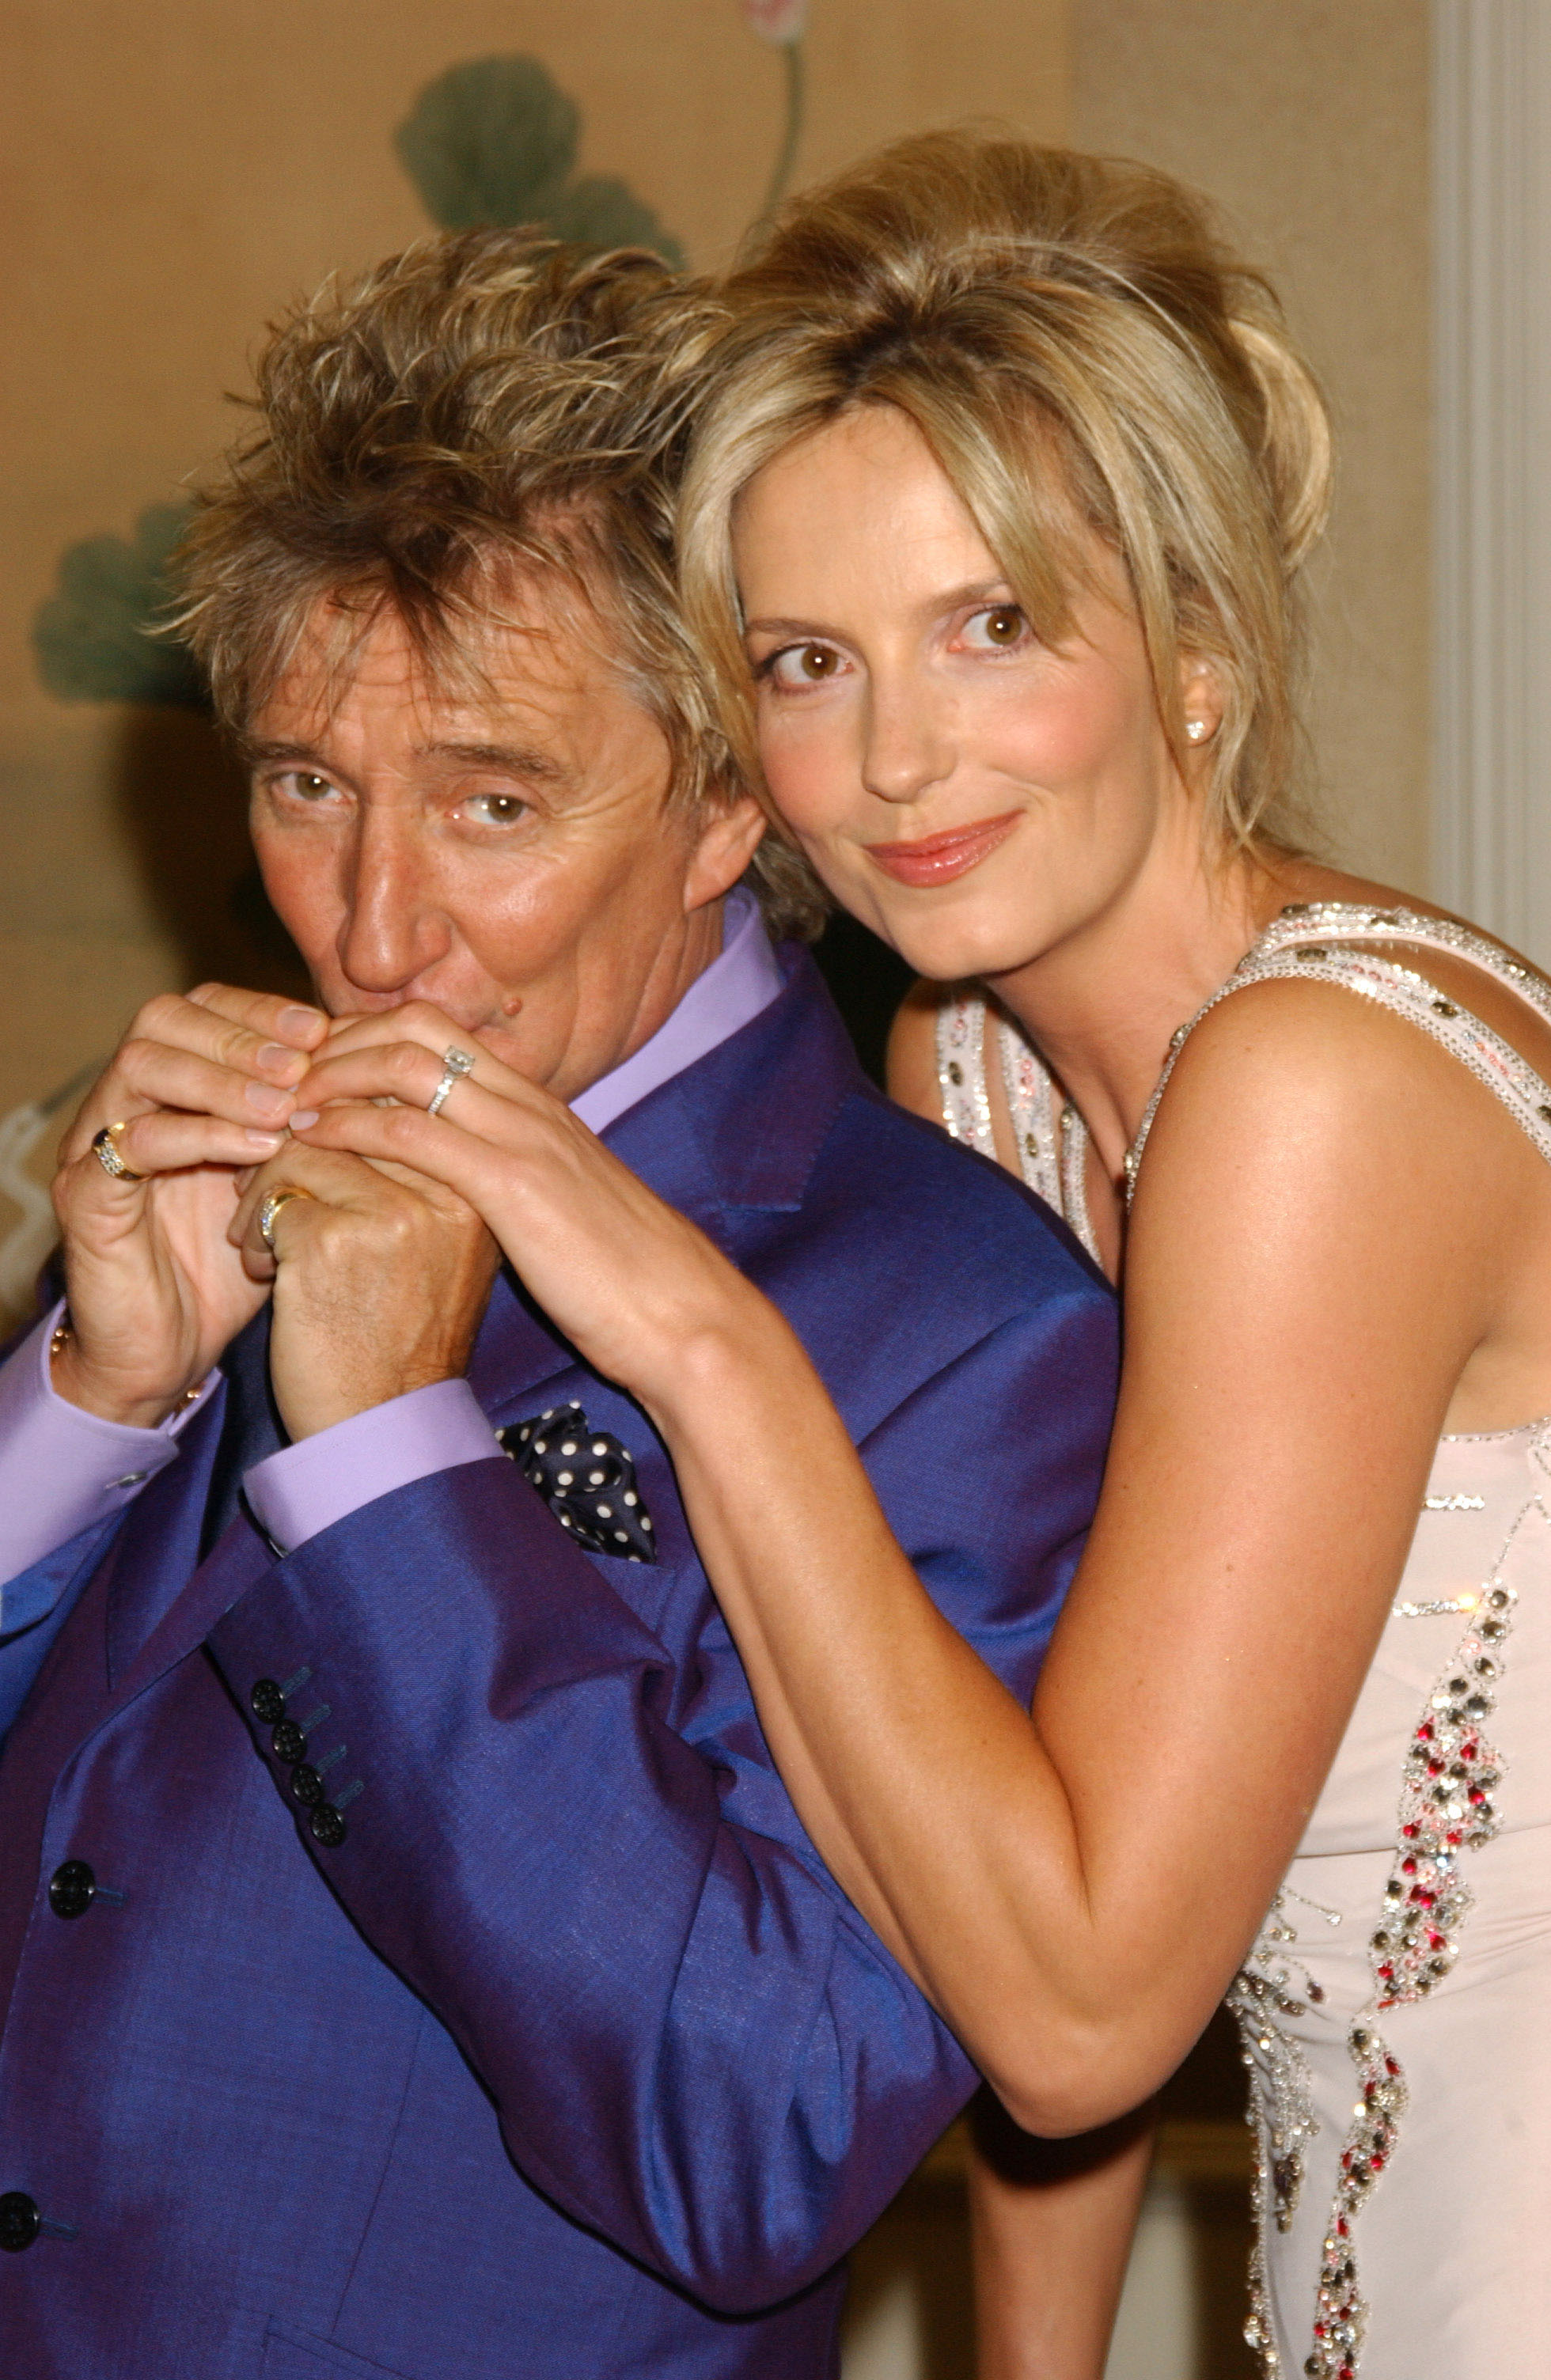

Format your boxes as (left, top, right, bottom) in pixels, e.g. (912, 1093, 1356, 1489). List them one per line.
(261, 2323, 417, 2380)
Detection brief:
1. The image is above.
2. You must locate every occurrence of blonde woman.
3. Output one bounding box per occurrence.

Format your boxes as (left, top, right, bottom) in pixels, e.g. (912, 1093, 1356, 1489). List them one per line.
(291, 138, 1551, 2374)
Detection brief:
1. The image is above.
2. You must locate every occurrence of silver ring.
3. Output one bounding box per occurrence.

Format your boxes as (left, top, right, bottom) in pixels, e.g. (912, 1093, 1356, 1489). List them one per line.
(92, 1122, 145, 1182)
(427, 1045, 476, 1117)
(257, 1184, 314, 1256)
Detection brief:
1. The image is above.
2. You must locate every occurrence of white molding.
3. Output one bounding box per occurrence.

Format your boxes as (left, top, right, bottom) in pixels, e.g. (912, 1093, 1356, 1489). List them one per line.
(1433, 1, 1551, 960)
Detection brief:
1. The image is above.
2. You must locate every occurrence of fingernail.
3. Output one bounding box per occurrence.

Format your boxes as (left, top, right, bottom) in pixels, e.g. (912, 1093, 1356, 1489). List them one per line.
(245, 1082, 290, 1120)
(281, 1006, 325, 1038)
(244, 1128, 284, 1150)
(288, 1109, 320, 1131)
(256, 1042, 304, 1079)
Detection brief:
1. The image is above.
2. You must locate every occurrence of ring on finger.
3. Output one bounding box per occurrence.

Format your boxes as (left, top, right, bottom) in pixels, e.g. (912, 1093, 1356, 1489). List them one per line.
(426, 1045, 476, 1118)
(257, 1184, 317, 1257)
(91, 1122, 146, 1183)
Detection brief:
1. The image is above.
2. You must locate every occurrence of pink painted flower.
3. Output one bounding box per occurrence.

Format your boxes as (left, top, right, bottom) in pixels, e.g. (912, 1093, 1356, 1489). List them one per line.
(742, 0, 806, 44)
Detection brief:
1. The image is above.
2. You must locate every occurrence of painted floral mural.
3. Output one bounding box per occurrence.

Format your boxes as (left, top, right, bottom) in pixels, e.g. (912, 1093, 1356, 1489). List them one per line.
(30, 13, 810, 714)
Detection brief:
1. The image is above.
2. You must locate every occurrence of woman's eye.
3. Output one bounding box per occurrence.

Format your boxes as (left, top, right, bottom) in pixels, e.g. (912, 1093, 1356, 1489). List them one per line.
(462, 793, 529, 827)
(963, 605, 1029, 650)
(766, 642, 845, 688)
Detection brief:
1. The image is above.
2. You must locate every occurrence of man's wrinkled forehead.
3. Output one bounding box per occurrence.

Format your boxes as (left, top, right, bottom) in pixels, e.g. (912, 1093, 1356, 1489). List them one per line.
(245, 561, 639, 749)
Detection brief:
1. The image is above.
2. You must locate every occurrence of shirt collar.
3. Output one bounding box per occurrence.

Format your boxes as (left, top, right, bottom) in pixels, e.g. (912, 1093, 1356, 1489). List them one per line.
(568, 889, 785, 1138)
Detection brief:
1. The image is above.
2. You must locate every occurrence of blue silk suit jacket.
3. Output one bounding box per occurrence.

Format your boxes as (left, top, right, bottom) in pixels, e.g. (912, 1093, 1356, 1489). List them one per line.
(0, 949, 1117, 2380)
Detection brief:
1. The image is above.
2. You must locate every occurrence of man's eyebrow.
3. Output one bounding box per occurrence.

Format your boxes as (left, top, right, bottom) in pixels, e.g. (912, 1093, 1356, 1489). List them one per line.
(415, 740, 571, 782)
(242, 737, 325, 767)
(241, 737, 572, 786)
(742, 582, 1016, 641)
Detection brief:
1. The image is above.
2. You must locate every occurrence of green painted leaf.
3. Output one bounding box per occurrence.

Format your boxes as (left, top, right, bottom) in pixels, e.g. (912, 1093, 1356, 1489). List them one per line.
(396, 54, 682, 262)
(396, 55, 580, 231)
(544, 175, 684, 266)
(32, 500, 208, 711)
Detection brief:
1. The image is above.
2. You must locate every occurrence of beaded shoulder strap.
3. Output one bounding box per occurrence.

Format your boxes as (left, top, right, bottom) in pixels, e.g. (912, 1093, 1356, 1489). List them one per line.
(1128, 902, 1551, 1194)
(935, 990, 1100, 1257)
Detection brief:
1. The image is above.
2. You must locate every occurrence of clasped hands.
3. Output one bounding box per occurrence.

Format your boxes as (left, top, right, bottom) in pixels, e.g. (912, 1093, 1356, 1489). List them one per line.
(51, 983, 750, 1444)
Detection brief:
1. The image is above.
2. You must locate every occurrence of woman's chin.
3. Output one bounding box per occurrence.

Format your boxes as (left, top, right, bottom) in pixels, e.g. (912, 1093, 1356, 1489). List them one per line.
(857, 905, 1052, 990)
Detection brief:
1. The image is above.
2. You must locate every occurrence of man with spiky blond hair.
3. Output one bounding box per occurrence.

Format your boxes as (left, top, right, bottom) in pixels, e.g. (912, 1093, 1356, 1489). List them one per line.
(0, 230, 1113, 2378)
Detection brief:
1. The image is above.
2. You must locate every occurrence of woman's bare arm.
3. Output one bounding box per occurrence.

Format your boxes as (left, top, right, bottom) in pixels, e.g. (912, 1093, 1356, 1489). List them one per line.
(291, 976, 1551, 2133)
(895, 980, 1154, 2377)
(967, 2096, 1155, 2379)
(643, 978, 1549, 2128)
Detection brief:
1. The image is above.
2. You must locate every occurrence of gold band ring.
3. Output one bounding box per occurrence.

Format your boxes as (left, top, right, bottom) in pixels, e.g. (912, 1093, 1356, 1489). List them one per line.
(256, 1184, 316, 1257)
(427, 1044, 476, 1118)
(92, 1122, 146, 1183)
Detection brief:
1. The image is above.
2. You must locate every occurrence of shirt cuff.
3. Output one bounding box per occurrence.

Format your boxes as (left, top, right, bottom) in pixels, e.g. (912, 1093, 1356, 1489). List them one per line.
(242, 1378, 502, 1555)
(0, 1302, 219, 1601)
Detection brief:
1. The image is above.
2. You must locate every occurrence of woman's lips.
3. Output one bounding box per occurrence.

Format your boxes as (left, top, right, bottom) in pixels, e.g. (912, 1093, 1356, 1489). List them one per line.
(864, 811, 1022, 888)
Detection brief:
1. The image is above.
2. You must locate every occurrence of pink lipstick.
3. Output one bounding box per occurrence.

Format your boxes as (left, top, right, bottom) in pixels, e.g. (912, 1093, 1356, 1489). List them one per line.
(865, 810, 1022, 888)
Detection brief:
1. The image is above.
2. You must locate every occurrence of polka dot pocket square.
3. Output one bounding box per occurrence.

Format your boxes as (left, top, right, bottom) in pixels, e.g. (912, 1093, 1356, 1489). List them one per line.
(499, 1402, 658, 1564)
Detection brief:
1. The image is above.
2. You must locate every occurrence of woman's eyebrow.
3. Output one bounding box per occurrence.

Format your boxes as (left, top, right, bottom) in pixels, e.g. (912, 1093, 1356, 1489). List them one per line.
(742, 580, 1016, 641)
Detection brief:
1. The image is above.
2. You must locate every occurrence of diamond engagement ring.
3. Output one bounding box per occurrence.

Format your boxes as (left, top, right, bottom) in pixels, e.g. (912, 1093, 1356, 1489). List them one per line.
(257, 1184, 316, 1256)
(91, 1122, 145, 1182)
(427, 1045, 476, 1117)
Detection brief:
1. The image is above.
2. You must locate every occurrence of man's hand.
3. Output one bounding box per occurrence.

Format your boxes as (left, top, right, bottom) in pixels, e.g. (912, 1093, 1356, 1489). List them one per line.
(51, 985, 329, 1427)
(279, 1002, 757, 1415)
(229, 1141, 499, 1441)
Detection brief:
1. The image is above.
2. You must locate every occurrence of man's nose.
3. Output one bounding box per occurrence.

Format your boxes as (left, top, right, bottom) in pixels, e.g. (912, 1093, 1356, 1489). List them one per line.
(859, 675, 955, 807)
(336, 811, 451, 994)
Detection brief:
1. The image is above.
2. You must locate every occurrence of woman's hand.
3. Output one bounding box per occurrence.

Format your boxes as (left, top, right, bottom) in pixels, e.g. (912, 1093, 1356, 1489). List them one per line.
(229, 1135, 500, 1442)
(285, 1002, 764, 1412)
(50, 984, 328, 1427)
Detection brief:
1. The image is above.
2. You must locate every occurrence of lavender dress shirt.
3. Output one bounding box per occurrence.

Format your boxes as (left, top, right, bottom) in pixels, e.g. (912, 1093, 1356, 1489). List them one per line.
(0, 890, 783, 1606)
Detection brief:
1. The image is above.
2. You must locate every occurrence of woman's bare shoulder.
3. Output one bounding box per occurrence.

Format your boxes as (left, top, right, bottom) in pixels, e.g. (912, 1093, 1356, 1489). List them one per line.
(885, 979, 950, 1121)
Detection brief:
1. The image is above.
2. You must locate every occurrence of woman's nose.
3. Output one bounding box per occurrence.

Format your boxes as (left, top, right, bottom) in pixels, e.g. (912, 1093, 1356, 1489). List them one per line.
(859, 680, 955, 806)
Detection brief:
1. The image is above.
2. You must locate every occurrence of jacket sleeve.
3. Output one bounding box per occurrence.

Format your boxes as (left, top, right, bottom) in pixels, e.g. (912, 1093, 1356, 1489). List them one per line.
(204, 1278, 1116, 2314)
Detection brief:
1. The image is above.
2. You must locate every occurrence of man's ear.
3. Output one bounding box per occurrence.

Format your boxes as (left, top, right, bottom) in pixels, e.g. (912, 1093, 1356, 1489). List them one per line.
(682, 792, 769, 913)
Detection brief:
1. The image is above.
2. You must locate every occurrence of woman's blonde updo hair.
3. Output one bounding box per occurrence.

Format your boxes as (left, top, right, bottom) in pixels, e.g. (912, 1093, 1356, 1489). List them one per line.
(680, 129, 1333, 893)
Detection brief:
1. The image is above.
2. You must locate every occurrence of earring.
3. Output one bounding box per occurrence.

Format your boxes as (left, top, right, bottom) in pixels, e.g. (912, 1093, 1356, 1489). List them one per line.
(1185, 718, 1210, 744)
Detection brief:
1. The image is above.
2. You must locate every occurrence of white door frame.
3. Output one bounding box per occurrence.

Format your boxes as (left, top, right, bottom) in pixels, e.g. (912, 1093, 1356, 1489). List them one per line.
(1433, 0, 1551, 961)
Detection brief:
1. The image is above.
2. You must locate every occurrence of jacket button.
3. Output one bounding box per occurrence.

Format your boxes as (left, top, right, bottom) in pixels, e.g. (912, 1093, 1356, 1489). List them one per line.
(47, 1861, 96, 1920)
(250, 1679, 286, 1724)
(271, 1719, 307, 1763)
(289, 1764, 324, 1808)
(309, 1804, 347, 1848)
(0, 2192, 40, 2252)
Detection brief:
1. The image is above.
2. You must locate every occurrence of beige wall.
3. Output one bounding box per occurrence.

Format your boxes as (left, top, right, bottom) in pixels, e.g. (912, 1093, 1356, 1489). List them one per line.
(1073, 0, 1433, 888)
(0, 0, 1067, 1158)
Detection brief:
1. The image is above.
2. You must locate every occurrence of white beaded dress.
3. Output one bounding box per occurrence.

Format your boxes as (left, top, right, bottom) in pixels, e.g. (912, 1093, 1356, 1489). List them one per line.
(935, 904, 1551, 2380)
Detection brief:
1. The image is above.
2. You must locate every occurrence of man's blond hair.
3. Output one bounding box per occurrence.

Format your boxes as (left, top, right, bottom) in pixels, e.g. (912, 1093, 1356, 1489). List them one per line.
(176, 227, 825, 938)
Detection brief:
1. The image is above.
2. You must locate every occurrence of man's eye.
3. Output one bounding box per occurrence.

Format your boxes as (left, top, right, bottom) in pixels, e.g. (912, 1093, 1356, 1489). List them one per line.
(963, 605, 1029, 650)
(462, 793, 529, 826)
(766, 642, 844, 688)
(288, 771, 336, 801)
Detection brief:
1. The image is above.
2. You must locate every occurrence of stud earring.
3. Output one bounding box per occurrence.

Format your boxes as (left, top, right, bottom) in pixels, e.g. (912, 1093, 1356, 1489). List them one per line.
(1185, 718, 1210, 744)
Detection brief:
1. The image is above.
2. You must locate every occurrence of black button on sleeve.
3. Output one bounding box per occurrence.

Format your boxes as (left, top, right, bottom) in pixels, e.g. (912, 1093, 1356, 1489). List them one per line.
(250, 1680, 285, 1724)
(271, 1719, 307, 1764)
(47, 1862, 96, 1920)
(289, 1764, 324, 1808)
(0, 2192, 40, 2252)
(309, 1804, 347, 1848)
